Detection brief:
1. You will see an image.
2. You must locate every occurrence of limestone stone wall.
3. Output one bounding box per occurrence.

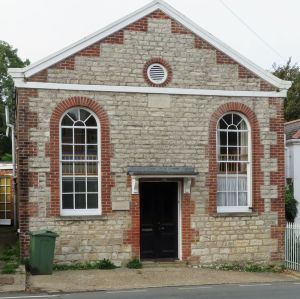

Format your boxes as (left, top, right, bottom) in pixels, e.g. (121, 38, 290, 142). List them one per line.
(30, 16, 273, 91)
(25, 88, 283, 265)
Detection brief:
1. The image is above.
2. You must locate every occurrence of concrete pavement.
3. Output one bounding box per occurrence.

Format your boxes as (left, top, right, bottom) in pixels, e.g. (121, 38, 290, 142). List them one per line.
(28, 267, 299, 293)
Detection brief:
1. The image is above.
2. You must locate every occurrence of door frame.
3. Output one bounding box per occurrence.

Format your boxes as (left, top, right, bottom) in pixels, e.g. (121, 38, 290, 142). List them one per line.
(139, 178, 182, 260)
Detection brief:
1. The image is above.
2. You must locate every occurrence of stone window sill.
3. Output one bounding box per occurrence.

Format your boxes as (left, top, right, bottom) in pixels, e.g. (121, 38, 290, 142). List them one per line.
(55, 215, 109, 221)
(213, 212, 259, 218)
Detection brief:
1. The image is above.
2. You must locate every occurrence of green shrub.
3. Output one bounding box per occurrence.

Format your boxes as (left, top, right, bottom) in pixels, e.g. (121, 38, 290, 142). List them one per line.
(285, 184, 298, 222)
(126, 258, 142, 269)
(97, 258, 117, 270)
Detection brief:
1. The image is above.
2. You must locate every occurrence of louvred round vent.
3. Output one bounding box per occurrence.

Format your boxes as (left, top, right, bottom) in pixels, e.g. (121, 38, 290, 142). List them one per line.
(143, 58, 172, 87)
(147, 63, 168, 84)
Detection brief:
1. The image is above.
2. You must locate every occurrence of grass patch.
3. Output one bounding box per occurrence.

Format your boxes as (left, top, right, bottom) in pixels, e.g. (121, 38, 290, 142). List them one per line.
(126, 258, 142, 269)
(203, 263, 285, 273)
(54, 258, 117, 271)
(0, 242, 20, 274)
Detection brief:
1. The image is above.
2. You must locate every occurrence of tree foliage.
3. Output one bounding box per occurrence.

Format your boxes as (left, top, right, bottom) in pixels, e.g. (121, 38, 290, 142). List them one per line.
(0, 41, 29, 160)
(273, 58, 300, 121)
(285, 183, 298, 223)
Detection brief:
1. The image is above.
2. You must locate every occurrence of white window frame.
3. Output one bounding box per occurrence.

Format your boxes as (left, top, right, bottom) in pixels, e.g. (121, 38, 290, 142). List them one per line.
(59, 107, 101, 216)
(216, 112, 252, 213)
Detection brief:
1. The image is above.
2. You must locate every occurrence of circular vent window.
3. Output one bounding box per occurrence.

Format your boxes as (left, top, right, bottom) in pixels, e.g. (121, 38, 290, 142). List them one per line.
(144, 58, 172, 87)
(147, 63, 168, 85)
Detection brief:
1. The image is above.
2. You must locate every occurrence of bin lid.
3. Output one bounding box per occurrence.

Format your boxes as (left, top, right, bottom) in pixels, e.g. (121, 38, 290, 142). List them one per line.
(30, 230, 59, 237)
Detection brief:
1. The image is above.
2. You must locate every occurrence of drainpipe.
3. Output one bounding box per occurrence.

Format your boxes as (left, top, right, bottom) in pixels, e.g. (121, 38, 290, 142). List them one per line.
(5, 106, 17, 228)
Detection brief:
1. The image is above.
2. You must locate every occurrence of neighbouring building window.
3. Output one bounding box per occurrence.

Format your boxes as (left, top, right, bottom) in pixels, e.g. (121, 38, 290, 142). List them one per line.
(60, 108, 100, 216)
(0, 177, 12, 225)
(216, 112, 251, 213)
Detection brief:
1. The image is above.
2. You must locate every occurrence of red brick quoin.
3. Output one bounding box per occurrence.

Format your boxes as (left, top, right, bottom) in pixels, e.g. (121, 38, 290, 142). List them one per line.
(47, 96, 114, 217)
(207, 102, 264, 215)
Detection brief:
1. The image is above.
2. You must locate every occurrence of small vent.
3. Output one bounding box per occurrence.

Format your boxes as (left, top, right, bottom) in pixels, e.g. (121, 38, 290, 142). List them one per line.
(147, 63, 168, 84)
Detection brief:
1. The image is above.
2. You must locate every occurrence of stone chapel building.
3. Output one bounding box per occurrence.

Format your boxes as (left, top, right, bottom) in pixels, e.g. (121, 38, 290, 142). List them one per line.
(9, 0, 291, 265)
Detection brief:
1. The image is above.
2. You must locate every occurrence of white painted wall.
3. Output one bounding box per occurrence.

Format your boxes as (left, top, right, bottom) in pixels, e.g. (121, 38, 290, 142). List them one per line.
(286, 140, 300, 223)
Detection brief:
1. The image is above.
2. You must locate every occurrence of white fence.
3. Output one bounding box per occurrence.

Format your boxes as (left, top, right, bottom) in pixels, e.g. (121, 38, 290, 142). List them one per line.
(285, 222, 300, 271)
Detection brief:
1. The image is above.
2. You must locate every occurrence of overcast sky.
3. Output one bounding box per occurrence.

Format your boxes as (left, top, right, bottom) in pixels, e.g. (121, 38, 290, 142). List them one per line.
(0, 0, 299, 70)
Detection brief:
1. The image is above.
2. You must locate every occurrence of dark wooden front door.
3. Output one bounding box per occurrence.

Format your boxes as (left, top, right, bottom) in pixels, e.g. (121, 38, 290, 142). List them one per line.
(140, 182, 178, 259)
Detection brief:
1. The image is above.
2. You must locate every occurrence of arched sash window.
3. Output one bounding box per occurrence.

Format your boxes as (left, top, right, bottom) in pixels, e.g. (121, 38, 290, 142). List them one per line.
(216, 113, 251, 212)
(60, 108, 100, 216)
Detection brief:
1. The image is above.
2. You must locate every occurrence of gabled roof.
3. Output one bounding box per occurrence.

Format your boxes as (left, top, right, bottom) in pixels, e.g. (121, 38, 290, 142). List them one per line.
(9, 0, 291, 90)
(285, 119, 300, 140)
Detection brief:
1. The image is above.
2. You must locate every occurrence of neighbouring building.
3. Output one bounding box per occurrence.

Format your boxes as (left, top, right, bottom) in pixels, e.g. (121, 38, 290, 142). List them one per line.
(9, 0, 291, 266)
(285, 119, 300, 223)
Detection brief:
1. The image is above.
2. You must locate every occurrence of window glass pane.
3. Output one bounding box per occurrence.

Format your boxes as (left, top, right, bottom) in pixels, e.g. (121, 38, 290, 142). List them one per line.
(87, 194, 98, 208)
(239, 148, 248, 161)
(87, 163, 98, 175)
(85, 115, 97, 126)
(239, 131, 248, 146)
(227, 176, 237, 191)
(233, 114, 242, 125)
(227, 147, 238, 160)
(62, 162, 73, 175)
(228, 131, 237, 146)
(239, 163, 247, 174)
(218, 162, 226, 173)
(75, 194, 86, 209)
(62, 128, 73, 143)
(238, 177, 247, 191)
(74, 128, 85, 144)
(0, 194, 5, 201)
(87, 178, 98, 192)
(219, 131, 227, 146)
(217, 176, 226, 191)
(238, 119, 247, 130)
(219, 119, 227, 129)
(74, 163, 85, 175)
(238, 192, 248, 206)
(75, 178, 86, 193)
(74, 121, 85, 127)
(86, 129, 97, 144)
(217, 192, 226, 206)
(62, 194, 74, 209)
(67, 108, 79, 121)
(80, 109, 91, 122)
(223, 114, 232, 126)
(227, 162, 238, 173)
(62, 178, 73, 193)
(61, 115, 73, 126)
(87, 145, 98, 160)
(227, 192, 236, 206)
(62, 145, 73, 160)
(0, 186, 5, 193)
(74, 145, 85, 160)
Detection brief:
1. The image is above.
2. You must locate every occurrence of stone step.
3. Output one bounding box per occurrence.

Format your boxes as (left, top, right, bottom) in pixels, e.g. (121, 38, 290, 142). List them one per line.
(142, 260, 187, 268)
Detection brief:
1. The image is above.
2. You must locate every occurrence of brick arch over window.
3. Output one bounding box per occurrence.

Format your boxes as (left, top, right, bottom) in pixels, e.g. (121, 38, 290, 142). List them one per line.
(207, 102, 264, 214)
(48, 96, 113, 216)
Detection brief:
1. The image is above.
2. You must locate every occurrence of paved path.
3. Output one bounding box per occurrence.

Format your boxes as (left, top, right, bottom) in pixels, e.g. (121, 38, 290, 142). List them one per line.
(1, 282, 300, 299)
(28, 267, 298, 293)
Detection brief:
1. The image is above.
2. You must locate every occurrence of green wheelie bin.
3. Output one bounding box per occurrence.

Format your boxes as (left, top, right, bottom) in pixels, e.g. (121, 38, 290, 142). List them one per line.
(29, 230, 58, 275)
